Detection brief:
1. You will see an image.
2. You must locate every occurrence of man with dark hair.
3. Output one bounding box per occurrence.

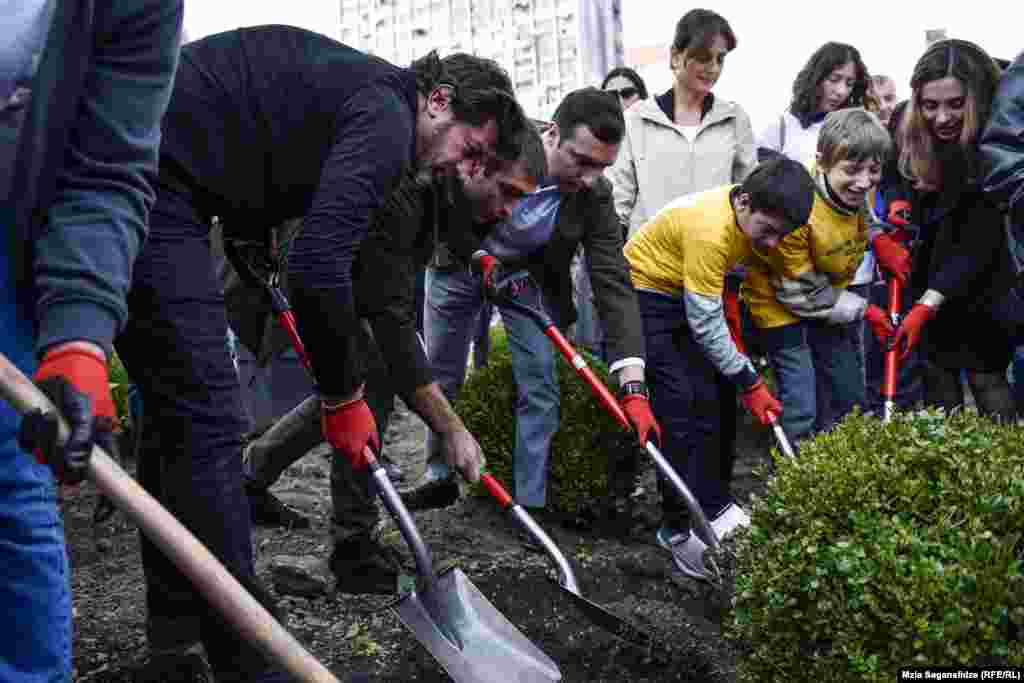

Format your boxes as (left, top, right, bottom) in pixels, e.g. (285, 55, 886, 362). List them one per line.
(232, 127, 546, 596)
(624, 158, 815, 580)
(115, 25, 527, 681)
(412, 87, 659, 515)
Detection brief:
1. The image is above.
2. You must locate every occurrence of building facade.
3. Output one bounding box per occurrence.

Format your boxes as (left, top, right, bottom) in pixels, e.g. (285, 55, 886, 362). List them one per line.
(339, 0, 623, 119)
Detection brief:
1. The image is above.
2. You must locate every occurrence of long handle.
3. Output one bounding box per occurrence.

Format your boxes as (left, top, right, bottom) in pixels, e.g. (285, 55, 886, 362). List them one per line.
(883, 278, 903, 423)
(0, 354, 338, 683)
(540, 323, 720, 551)
(766, 412, 796, 459)
(479, 473, 580, 594)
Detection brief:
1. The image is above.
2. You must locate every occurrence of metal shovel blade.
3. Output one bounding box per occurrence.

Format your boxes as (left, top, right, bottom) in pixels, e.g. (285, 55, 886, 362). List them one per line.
(553, 582, 661, 653)
(393, 567, 562, 683)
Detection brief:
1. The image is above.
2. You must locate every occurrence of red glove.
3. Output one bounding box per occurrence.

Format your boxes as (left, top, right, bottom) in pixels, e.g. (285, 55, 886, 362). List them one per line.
(722, 288, 747, 356)
(872, 233, 911, 284)
(471, 252, 503, 296)
(321, 392, 380, 471)
(863, 304, 896, 344)
(21, 345, 118, 483)
(621, 393, 662, 447)
(892, 303, 934, 360)
(740, 380, 782, 426)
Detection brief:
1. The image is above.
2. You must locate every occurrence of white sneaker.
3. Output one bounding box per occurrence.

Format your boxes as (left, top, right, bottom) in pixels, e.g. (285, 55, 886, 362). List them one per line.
(656, 526, 711, 580)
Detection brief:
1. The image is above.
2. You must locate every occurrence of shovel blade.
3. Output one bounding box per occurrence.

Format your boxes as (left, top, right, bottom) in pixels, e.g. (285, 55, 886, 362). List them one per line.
(393, 568, 562, 683)
(557, 583, 662, 653)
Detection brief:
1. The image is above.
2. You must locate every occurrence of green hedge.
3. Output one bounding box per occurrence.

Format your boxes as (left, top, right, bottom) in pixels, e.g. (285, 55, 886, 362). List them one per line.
(726, 409, 1024, 681)
(456, 327, 637, 516)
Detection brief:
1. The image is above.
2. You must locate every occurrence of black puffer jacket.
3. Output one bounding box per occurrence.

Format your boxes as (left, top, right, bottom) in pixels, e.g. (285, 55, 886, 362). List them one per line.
(981, 50, 1024, 232)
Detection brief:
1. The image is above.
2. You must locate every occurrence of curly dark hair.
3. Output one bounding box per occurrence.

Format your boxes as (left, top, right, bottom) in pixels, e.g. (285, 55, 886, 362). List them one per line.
(789, 42, 871, 127)
(410, 50, 527, 161)
(600, 67, 648, 100)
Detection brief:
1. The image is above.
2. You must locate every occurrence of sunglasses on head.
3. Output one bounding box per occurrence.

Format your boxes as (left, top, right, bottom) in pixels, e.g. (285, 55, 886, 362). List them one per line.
(606, 86, 639, 100)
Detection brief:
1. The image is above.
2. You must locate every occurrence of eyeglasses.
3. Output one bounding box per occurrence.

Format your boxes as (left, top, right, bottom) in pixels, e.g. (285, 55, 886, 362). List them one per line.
(606, 87, 639, 101)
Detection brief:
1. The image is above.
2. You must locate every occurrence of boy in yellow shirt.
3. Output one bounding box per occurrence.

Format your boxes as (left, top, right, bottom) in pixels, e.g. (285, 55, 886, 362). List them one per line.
(743, 108, 899, 446)
(625, 158, 815, 579)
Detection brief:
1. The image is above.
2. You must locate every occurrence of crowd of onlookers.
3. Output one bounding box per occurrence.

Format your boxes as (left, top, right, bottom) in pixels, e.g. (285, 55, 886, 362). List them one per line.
(4, 2, 1024, 680)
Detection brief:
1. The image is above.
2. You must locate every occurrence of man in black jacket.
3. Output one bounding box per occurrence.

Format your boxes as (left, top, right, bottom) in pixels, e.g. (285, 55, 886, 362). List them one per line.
(116, 25, 527, 681)
(233, 127, 546, 594)
(415, 87, 658, 514)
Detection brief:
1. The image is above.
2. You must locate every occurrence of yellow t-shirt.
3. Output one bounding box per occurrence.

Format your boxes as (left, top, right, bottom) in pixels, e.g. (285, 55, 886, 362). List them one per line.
(743, 178, 869, 329)
(625, 185, 753, 299)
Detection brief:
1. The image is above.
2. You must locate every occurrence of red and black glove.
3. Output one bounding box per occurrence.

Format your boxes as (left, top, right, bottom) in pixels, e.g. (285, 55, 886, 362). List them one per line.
(321, 391, 380, 471)
(871, 233, 911, 285)
(18, 345, 118, 484)
(740, 379, 782, 426)
(892, 303, 934, 360)
(471, 251, 503, 297)
(722, 287, 748, 356)
(863, 304, 896, 344)
(619, 382, 661, 447)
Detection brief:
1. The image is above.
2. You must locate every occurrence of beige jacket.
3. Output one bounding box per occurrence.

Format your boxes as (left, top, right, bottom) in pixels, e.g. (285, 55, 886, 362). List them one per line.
(607, 94, 756, 237)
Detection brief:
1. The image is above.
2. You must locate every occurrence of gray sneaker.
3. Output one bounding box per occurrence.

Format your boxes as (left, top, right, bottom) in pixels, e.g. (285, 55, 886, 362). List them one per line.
(656, 525, 710, 580)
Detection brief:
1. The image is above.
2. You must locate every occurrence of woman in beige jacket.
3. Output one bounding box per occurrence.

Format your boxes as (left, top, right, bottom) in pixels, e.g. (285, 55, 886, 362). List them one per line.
(607, 8, 756, 238)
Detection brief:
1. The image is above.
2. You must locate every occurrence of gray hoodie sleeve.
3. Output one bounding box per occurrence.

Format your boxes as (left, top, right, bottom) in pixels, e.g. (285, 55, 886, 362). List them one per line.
(684, 289, 759, 390)
(773, 270, 868, 324)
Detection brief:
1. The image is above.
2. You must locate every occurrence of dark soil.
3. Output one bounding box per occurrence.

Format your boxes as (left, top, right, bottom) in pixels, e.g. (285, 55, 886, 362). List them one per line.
(67, 396, 775, 682)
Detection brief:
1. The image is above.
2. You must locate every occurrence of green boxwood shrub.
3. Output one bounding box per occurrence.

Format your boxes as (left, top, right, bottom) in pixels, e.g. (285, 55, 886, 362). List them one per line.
(108, 353, 132, 430)
(456, 327, 638, 517)
(725, 409, 1024, 681)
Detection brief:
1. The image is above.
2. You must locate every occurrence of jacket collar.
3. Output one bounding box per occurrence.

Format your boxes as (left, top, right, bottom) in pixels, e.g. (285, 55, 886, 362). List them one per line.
(633, 91, 740, 131)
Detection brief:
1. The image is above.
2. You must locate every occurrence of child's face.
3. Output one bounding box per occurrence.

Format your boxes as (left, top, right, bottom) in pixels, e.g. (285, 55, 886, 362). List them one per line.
(823, 157, 881, 208)
(735, 194, 792, 250)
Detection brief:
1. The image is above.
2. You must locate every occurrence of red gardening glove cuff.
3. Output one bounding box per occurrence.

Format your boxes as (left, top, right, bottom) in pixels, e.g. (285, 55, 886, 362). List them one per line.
(863, 304, 895, 344)
(740, 380, 782, 426)
(892, 303, 934, 360)
(321, 396, 380, 471)
(621, 393, 661, 448)
(35, 346, 116, 421)
(872, 234, 911, 284)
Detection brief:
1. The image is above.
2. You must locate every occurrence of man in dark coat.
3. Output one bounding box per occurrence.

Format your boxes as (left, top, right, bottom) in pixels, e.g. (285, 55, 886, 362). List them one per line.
(116, 25, 527, 681)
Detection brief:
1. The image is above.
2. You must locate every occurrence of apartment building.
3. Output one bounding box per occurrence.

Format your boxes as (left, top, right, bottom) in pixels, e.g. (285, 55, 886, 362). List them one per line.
(339, 0, 623, 119)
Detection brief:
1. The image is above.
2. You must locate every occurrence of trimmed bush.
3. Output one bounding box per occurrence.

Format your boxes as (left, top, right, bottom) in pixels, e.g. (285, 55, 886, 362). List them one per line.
(725, 409, 1024, 681)
(108, 353, 132, 430)
(456, 327, 638, 517)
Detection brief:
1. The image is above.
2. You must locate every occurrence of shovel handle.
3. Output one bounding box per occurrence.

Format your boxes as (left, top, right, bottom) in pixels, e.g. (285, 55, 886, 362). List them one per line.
(481, 473, 513, 508)
(0, 354, 339, 683)
(882, 278, 902, 423)
(766, 412, 796, 459)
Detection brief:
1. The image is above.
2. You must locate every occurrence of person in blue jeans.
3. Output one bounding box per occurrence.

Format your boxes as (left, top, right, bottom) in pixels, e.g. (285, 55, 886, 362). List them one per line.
(1, 1, 180, 680)
(624, 159, 815, 580)
(417, 88, 658, 513)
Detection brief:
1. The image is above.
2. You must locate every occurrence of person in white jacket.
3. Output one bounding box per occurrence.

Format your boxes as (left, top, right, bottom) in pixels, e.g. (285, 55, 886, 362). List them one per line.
(755, 42, 872, 165)
(606, 8, 756, 239)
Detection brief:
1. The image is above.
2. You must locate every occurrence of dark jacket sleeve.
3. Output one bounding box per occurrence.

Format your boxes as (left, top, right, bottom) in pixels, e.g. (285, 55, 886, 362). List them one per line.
(354, 174, 435, 396)
(579, 178, 646, 365)
(981, 51, 1024, 228)
(34, 0, 183, 356)
(927, 192, 1011, 304)
(286, 84, 415, 396)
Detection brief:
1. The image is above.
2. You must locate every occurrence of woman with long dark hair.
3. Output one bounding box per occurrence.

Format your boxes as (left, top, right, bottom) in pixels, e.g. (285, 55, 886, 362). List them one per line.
(882, 39, 1017, 420)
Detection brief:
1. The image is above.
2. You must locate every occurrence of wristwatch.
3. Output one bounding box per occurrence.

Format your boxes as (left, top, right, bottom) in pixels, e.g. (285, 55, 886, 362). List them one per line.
(619, 380, 649, 400)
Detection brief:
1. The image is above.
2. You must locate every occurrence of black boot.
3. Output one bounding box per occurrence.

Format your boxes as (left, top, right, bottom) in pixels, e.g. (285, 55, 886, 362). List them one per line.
(246, 483, 311, 529)
(329, 533, 407, 595)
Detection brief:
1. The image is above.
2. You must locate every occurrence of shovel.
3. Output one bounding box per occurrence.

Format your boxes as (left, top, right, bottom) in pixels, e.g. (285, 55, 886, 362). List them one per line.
(234, 251, 563, 683)
(488, 277, 721, 576)
(882, 277, 903, 423)
(0, 353, 340, 683)
(478, 471, 661, 652)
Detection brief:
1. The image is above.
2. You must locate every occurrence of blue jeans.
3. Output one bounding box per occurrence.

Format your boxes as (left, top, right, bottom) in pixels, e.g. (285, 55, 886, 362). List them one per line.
(424, 266, 560, 508)
(117, 185, 287, 682)
(0, 228, 72, 682)
(572, 250, 605, 361)
(759, 320, 865, 446)
(637, 291, 736, 522)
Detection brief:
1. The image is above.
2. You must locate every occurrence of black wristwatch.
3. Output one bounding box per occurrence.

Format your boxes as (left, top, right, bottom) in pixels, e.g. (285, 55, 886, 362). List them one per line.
(619, 381, 649, 400)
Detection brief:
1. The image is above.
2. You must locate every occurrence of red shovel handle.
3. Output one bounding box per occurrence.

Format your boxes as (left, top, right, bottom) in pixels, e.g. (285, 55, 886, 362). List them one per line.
(883, 278, 902, 401)
(543, 325, 631, 431)
(481, 473, 514, 508)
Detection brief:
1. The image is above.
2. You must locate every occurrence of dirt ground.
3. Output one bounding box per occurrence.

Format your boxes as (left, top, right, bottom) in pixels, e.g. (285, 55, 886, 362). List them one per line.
(66, 393, 775, 682)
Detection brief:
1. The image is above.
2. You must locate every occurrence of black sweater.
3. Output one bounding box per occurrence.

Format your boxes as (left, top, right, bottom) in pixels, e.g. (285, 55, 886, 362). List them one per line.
(160, 25, 419, 395)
